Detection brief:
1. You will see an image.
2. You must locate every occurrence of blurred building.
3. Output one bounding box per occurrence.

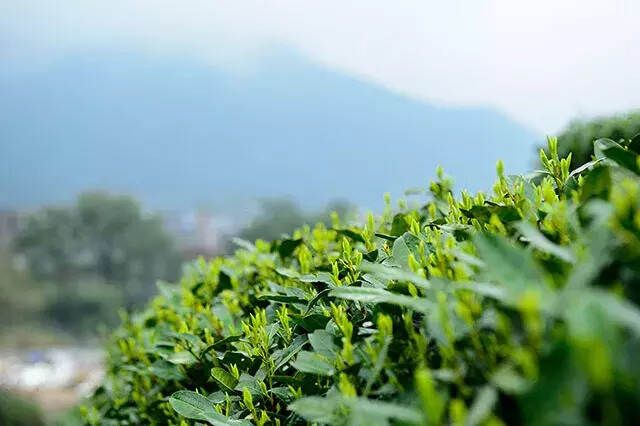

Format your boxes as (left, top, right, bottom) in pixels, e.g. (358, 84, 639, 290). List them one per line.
(162, 209, 233, 258)
(0, 210, 23, 248)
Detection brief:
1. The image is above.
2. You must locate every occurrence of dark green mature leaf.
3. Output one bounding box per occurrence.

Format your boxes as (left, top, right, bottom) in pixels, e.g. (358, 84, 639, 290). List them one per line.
(290, 351, 335, 376)
(628, 133, 640, 154)
(375, 232, 397, 242)
(291, 313, 330, 331)
(186, 362, 212, 386)
(290, 396, 423, 425)
(363, 249, 379, 262)
(169, 390, 249, 425)
(169, 390, 214, 420)
(336, 228, 367, 243)
(359, 262, 431, 290)
(86, 136, 640, 426)
(219, 352, 253, 369)
(361, 273, 389, 288)
(519, 342, 581, 426)
(467, 386, 498, 426)
(218, 269, 233, 291)
(277, 238, 303, 259)
(275, 267, 300, 279)
(390, 213, 410, 236)
(577, 289, 640, 337)
(515, 222, 575, 263)
(473, 233, 546, 292)
(211, 367, 238, 392)
(209, 335, 242, 352)
(273, 334, 308, 370)
(289, 396, 340, 423)
(392, 232, 421, 269)
(331, 286, 433, 313)
(304, 289, 332, 314)
(364, 337, 390, 395)
(461, 204, 520, 223)
(568, 159, 603, 178)
(174, 332, 204, 347)
(309, 329, 339, 358)
(258, 294, 306, 304)
(490, 365, 530, 394)
(449, 248, 485, 268)
(269, 386, 293, 402)
(207, 391, 230, 404)
(299, 272, 336, 288)
(167, 351, 197, 365)
(595, 138, 640, 174)
(345, 398, 423, 424)
(149, 360, 185, 381)
(271, 375, 304, 386)
(580, 165, 611, 201)
(234, 372, 262, 395)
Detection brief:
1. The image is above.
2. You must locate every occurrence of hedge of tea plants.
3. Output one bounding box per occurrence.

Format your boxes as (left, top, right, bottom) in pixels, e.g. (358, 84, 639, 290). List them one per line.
(551, 110, 640, 168)
(84, 136, 640, 425)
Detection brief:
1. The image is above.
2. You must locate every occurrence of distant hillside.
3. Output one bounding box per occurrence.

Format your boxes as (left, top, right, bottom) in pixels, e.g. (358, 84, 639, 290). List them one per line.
(0, 49, 538, 211)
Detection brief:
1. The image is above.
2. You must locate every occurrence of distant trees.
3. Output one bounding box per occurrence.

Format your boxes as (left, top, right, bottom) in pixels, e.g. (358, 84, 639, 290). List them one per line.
(10, 192, 182, 332)
(233, 198, 353, 246)
(0, 390, 44, 426)
(5, 191, 353, 335)
(547, 111, 640, 168)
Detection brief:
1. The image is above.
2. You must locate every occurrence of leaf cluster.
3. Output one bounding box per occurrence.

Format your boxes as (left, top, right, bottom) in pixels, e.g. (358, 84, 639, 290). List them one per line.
(85, 137, 640, 425)
(539, 110, 640, 168)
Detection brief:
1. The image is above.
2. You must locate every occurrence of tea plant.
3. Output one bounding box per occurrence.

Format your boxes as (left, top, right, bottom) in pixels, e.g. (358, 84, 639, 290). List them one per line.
(84, 136, 640, 425)
(541, 110, 640, 168)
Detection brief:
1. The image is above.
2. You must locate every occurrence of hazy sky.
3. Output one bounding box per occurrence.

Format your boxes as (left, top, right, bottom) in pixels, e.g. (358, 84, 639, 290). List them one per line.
(2, 0, 639, 133)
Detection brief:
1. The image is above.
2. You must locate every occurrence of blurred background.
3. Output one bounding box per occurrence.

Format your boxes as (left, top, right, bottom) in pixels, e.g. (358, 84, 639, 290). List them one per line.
(1, 1, 639, 423)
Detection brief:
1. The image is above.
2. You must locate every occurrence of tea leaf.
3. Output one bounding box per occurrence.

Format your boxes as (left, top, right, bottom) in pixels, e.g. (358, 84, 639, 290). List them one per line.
(211, 367, 238, 392)
(290, 351, 335, 376)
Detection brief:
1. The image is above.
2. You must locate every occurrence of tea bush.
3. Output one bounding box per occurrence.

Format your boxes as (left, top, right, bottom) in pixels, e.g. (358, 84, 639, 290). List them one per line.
(85, 136, 640, 425)
(543, 110, 640, 168)
(0, 390, 44, 426)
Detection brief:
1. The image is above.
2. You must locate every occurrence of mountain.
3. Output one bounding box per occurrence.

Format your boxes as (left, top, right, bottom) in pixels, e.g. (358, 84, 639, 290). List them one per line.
(0, 48, 538, 211)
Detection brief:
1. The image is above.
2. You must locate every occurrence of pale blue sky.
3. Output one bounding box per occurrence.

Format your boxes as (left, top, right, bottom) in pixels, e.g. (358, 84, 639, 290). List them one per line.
(2, 0, 639, 133)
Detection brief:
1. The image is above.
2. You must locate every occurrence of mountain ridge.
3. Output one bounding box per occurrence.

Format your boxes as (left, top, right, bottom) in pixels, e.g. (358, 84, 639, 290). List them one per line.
(0, 48, 539, 211)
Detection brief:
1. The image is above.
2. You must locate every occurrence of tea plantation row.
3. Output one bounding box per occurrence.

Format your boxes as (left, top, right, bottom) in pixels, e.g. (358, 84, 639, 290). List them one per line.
(84, 136, 640, 425)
